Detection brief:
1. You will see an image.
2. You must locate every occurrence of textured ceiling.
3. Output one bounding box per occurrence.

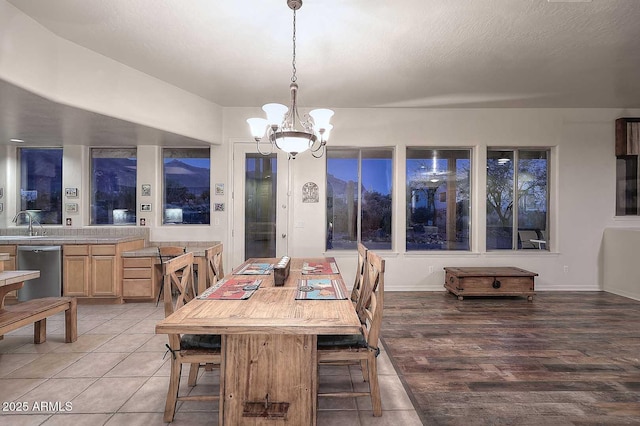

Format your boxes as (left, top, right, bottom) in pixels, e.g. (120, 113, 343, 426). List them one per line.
(2, 0, 640, 146)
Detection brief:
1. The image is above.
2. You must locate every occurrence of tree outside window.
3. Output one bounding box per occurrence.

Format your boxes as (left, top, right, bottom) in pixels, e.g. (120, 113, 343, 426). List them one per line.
(486, 149, 549, 250)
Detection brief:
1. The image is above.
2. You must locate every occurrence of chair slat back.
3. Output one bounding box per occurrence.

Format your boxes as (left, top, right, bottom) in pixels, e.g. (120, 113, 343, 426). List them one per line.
(158, 246, 186, 263)
(162, 251, 195, 318)
(360, 250, 385, 347)
(350, 243, 368, 303)
(205, 244, 224, 288)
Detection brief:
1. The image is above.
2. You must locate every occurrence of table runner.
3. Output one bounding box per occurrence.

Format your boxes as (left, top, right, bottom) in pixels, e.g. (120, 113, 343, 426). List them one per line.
(197, 277, 262, 300)
(296, 278, 347, 300)
(301, 261, 339, 275)
(234, 262, 273, 275)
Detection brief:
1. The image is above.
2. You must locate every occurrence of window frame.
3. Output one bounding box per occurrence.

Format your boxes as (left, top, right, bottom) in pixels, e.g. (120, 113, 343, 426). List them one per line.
(90, 147, 138, 226)
(326, 147, 394, 251)
(17, 147, 64, 225)
(406, 147, 472, 251)
(486, 147, 550, 251)
(162, 147, 211, 225)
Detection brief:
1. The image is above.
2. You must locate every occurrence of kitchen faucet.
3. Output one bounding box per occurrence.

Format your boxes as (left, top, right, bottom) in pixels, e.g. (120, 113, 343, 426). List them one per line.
(12, 210, 44, 236)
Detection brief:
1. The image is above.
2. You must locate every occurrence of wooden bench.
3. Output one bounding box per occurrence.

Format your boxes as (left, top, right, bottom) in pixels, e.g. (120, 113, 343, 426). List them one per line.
(0, 297, 78, 343)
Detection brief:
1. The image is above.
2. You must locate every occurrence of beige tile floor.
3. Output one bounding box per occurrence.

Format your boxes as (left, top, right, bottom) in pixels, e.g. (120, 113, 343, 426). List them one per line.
(0, 302, 422, 425)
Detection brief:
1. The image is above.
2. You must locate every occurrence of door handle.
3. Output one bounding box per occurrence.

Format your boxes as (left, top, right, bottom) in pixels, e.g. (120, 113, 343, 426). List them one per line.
(281, 233, 287, 238)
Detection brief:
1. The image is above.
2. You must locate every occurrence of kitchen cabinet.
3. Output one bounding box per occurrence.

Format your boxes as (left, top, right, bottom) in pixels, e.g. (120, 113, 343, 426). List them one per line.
(122, 256, 159, 301)
(63, 245, 90, 296)
(0, 246, 17, 271)
(0, 246, 17, 299)
(63, 240, 144, 302)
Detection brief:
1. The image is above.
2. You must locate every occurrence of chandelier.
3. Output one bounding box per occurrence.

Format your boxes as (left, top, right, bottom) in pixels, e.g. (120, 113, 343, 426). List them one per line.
(246, 0, 334, 159)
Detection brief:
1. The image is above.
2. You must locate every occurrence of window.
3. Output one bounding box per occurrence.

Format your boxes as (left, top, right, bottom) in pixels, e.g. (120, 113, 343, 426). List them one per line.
(406, 148, 471, 250)
(615, 118, 640, 215)
(18, 148, 63, 225)
(486, 149, 549, 250)
(163, 148, 210, 225)
(326, 148, 393, 250)
(91, 148, 137, 225)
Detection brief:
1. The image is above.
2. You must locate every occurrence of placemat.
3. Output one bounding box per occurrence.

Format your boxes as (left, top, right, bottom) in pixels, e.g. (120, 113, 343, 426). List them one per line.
(197, 278, 262, 300)
(295, 278, 347, 300)
(233, 262, 274, 275)
(301, 261, 340, 275)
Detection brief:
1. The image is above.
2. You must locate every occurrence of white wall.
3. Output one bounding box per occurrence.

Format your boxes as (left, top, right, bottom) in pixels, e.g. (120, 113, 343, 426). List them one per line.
(602, 228, 640, 301)
(224, 107, 640, 291)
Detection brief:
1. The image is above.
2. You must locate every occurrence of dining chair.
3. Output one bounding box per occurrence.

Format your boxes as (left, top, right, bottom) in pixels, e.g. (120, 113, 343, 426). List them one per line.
(185, 243, 225, 387)
(161, 251, 221, 422)
(156, 246, 186, 307)
(317, 250, 385, 416)
(350, 242, 368, 322)
(205, 243, 225, 288)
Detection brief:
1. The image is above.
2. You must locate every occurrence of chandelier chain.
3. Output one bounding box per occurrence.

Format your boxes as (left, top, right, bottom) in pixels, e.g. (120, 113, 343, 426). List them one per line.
(291, 8, 297, 83)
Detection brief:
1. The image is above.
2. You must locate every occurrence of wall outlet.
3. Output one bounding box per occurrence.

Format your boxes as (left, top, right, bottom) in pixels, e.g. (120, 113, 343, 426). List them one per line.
(428, 265, 434, 273)
(563, 265, 569, 273)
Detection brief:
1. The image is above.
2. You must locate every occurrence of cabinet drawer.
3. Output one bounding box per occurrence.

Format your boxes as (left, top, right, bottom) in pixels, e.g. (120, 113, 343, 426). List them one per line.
(91, 245, 116, 256)
(123, 279, 154, 298)
(0, 245, 17, 256)
(64, 245, 89, 256)
(123, 268, 152, 279)
(123, 257, 155, 268)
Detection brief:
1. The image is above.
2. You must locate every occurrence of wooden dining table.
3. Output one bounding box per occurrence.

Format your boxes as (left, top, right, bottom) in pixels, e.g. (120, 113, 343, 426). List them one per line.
(155, 257, 361, 426)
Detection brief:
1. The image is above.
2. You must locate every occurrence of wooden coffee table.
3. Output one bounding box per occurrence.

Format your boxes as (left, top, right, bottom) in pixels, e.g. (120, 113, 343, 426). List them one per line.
(444, 266, 537, 301)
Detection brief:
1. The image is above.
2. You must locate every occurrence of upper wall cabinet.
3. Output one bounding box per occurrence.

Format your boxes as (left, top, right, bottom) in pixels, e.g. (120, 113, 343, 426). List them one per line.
(615, 118, 640, 157)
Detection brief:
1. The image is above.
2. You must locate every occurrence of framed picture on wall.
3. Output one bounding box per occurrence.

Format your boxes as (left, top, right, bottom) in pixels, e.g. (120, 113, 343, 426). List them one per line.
(65, 203, 78, 213)
(141, 184, 151, 197)
(141, 203, 152, 212)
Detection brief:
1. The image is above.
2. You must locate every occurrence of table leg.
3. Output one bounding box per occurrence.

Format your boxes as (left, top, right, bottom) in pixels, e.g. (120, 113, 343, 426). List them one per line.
(0, 282, 24, 309)
(221, 334, 317, 426)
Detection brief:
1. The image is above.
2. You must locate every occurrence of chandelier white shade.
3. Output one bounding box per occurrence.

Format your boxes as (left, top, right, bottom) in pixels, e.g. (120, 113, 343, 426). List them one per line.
(247, 0, 334, 159)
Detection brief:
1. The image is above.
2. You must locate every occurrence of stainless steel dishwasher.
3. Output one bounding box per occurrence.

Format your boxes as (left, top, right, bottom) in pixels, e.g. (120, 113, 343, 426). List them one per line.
(17, 245, 62, 301)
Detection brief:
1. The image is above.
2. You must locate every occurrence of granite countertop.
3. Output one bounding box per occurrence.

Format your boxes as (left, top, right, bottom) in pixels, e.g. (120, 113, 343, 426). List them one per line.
(122, 242, 220, 258)
(0, 235, 146, 245)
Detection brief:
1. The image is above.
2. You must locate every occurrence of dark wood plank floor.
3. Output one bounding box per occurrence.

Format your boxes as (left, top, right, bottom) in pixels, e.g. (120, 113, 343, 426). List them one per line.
(382, 291, 640, 426)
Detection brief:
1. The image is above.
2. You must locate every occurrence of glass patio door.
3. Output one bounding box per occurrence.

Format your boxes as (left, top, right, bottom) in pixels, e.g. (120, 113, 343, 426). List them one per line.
(232, 144, 289, 266)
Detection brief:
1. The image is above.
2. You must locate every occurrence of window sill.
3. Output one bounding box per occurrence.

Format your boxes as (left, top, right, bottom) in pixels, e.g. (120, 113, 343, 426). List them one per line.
(484, 250, 559, 256)
(404, 251, 479, 257)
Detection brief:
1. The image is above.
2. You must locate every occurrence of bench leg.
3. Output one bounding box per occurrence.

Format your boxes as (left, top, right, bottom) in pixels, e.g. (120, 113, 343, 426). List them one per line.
(34, 318, 47, 344)
(65, 298, 78, 343)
